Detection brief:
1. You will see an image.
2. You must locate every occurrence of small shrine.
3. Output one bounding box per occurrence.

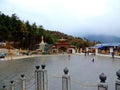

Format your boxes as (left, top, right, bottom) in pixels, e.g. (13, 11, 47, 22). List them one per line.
(38, 36, 46, 53)
(51, 37, 76, 54)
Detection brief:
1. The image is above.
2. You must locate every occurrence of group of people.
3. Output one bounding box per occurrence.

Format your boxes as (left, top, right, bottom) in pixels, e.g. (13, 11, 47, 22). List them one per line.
(84, 51, 89, 56)
(84, 51, 96, 56)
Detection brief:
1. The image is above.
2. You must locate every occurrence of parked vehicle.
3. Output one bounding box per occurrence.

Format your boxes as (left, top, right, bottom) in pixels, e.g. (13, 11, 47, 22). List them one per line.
(0, 53, 6, 58)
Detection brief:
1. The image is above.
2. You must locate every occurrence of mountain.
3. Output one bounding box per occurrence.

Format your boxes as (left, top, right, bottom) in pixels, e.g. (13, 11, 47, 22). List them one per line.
(84, 35, 120, 43)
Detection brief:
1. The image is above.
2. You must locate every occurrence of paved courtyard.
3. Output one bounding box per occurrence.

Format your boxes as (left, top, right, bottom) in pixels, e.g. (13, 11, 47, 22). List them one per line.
(0, 54, 120, 90)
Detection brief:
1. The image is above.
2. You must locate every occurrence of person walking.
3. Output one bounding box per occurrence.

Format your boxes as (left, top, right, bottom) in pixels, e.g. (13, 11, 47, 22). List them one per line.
(112, 51, 114, 59)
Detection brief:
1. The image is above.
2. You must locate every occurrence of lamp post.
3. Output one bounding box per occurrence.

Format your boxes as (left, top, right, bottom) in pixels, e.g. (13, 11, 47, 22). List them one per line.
(115, 69, 120, 90)
(98, 73, 108, 90)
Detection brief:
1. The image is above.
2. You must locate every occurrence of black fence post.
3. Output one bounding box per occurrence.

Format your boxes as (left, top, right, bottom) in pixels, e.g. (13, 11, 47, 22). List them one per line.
(62, 67, 71, 90)
(98, 73, 108, 90)
(20, 74, 26, 90)
(2, 85, 7, 90)
(115, 69, 120, 90)
(35, 65, 48, 90)
(10, 81, 15, 90)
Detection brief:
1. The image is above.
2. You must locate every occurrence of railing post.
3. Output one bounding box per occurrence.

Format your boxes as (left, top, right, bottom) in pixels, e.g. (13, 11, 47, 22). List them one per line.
(35, 65, 40, 90)
(40, 64, 48, 90)
(20, 74, 26, 90)
(98, 73, 108, 90)
(35, 65, 48, 90)
(2, 85, 7, 90)
(62, 67, 71, 90)
(115, 69, 120, 90)
(10, 81, 15, 90)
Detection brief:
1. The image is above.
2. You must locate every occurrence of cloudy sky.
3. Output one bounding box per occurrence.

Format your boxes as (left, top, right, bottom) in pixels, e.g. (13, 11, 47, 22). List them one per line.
(0, 0, 120, 37)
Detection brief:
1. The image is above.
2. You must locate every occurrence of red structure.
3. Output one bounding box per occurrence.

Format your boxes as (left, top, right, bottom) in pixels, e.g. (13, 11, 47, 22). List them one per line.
(51, 38, 76, 54)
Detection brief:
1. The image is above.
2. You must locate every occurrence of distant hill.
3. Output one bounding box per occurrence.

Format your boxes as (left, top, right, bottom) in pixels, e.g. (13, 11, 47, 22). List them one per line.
(84, 35, 120, 43)
(0, 11, 95, 49)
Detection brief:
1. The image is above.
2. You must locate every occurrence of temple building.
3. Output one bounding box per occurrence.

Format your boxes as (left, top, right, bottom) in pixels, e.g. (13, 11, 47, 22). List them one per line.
(50, 38, 77, 54)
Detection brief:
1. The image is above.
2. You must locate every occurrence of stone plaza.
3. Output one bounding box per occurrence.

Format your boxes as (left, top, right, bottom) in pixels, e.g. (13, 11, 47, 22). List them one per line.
(0, 54, 120, 90)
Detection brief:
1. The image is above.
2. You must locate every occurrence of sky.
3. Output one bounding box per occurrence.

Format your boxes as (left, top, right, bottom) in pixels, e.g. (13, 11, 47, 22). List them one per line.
(0, 0, 120, 37)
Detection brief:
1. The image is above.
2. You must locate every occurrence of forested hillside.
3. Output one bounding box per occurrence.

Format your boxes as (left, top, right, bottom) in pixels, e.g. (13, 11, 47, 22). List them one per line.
(0, 11, 95, 50)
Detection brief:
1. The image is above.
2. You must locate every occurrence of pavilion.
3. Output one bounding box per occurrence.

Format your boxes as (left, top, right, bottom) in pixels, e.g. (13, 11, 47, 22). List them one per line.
(90, 42, 120, 55)
(50, 38, 76, 54)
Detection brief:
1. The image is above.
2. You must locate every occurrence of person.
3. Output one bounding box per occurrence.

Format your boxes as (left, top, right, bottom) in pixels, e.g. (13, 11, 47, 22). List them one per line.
(87, 51, 89, 55)
(111, 52, 114, 59)
(92, 58, 94, 62)
(68, 54, 71, 60)
(8, 48, 12, 60)
(84, 51, 87, 56)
